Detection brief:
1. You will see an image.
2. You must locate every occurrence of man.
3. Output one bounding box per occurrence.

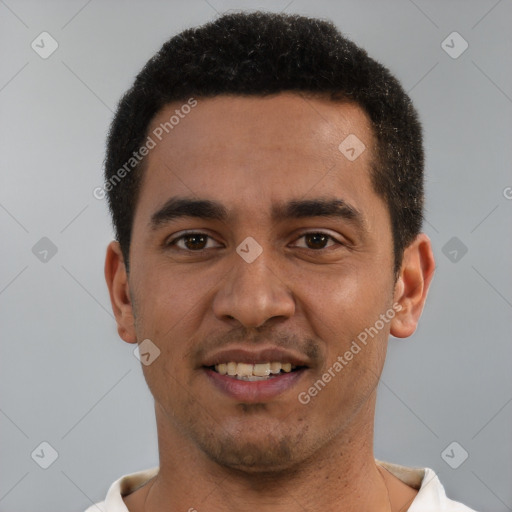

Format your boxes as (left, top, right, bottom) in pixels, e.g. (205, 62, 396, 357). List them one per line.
(88, 11, 477, 512)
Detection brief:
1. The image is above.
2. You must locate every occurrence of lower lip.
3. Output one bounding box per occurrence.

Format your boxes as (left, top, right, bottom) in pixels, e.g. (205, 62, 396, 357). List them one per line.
(203, 368, 307, 403)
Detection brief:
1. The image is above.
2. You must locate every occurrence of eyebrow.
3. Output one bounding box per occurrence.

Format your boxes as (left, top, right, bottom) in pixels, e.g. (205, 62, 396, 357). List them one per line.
(149, 196, 367, 232)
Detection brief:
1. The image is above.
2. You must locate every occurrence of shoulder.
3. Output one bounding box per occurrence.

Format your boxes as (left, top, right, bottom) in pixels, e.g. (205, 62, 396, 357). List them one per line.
(84, 500, 106, 512)
(411, 467, 479, 512)
(377, 460, 479, 512)
(82, 466, 159, 512)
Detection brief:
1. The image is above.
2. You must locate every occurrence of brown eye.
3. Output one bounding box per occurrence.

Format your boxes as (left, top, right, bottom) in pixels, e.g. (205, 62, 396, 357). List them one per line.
(182, 234, 208, 250)
(167, 232, 219, 251)
(294, 232, 340, 250)
(304, 233, 330, 249)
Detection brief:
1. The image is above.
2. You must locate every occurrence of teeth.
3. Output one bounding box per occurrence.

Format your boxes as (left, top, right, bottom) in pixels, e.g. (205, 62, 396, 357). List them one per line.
(269, 362, 281, 374)
(253, 363, 271, 376)
(213, 362, 298, 378)
(237, 363, 253, 377)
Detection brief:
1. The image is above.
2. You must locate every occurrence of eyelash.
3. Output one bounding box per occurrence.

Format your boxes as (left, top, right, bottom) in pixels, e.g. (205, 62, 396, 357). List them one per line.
(165, 231, 344, 252)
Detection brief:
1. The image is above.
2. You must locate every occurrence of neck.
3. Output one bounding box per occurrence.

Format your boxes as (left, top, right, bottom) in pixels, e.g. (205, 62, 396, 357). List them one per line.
(137, 394, 399, 512)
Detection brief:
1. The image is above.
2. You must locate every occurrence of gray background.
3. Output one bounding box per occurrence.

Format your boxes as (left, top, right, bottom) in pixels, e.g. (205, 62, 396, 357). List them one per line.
(1, 0, 511, 511)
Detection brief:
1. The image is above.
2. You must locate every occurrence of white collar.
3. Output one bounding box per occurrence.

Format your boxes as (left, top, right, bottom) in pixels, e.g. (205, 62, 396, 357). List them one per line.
(86, 460, 476, 512)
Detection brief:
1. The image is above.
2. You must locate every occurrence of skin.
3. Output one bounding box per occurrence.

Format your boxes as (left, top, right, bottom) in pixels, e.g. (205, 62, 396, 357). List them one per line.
(105, 93, 435, 512)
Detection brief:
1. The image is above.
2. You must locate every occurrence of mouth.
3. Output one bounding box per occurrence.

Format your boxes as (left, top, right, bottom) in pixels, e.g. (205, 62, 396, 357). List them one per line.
(205, 361, 306, 381)
(202, 360, 308, 403)
(200, 347, 311, 402)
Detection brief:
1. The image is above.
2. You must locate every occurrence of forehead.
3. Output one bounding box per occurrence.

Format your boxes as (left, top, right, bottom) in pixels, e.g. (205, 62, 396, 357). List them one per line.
(146, 92, 373, 161)
(136, 93, 380, 224)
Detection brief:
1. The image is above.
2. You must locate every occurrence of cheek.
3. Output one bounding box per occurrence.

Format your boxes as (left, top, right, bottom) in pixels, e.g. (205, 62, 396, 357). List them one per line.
(298, 263, 392, 399)
(302, 262, 392, 343)
(129, 264, 203, 388)
(132, 258, 210, 327)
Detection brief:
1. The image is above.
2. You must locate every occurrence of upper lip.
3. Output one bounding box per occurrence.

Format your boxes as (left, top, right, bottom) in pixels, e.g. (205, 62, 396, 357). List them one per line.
(200, 346, 311, 368)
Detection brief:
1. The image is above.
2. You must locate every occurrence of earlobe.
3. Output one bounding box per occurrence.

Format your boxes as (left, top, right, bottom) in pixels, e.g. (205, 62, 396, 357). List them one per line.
(104, 241, 137, 344)
(390, 233, 436, 339)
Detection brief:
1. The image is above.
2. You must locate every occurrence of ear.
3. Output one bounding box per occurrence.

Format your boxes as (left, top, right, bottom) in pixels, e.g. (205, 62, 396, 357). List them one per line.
(104, 241, 137, 344)
(390, 233, 436, 338)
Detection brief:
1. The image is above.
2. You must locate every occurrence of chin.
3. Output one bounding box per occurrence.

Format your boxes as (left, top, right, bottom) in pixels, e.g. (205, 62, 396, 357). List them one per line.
(178, 402, 323, 474)
(210, 442, 296, 473)
(197, 428, 304, 474)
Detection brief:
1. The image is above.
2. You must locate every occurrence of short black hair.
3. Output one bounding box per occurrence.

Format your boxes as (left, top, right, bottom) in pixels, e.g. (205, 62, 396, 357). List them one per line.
(104, 11, 424, 276)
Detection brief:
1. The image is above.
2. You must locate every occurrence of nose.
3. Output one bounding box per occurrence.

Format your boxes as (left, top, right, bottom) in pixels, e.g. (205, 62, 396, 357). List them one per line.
(212, 246, 296, 328)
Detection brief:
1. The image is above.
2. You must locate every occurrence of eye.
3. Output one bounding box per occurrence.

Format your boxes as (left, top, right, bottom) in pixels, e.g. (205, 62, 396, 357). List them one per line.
(293, 231, 342, 250)
(165, 230, 344, 252)
(166, 232, 221, 251)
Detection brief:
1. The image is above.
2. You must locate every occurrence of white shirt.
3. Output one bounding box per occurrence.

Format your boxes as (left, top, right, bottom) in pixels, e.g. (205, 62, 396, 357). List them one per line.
(84, 460, 478, 512)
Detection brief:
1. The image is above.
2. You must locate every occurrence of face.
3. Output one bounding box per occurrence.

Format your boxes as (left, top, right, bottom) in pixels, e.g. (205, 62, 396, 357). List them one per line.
(106, 93, 429, 473)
